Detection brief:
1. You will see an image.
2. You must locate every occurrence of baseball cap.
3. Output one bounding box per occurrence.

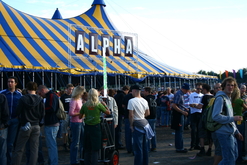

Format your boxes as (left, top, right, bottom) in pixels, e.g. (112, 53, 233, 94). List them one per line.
(182, 83, 190, 90)
(131, 85, 141, 90)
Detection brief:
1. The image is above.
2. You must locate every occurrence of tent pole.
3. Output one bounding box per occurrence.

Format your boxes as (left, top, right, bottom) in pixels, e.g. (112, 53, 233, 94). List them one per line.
(94, 75, 96, 88)
(12, 71, 14, 76)
(145, 77, 147, 87)
(91, 76, 93, 89)
(118, 75, 120, 90)
(80, 76, 82, 86)
(124, 75, 126, 86)
(174, 77, 176, 90)
(153, 77, 155, 90)
(164, 77, 166, 90)
(68, 75, 71, 84)
(42, 71, 44, 85)
(51, 72, 53, 90)
(115, 74, 117, 90)
(55, 73, 57, 90)
(84, 75, 86, 88)
(32, 72, 35, 82)
(158, 77, 161, 91)
(1, 72, 3, 90)
(179, 78, 181, 89)
(23, 72, 25, 89)
(169, 77, 171, 88)
(148, 76, 150, 87)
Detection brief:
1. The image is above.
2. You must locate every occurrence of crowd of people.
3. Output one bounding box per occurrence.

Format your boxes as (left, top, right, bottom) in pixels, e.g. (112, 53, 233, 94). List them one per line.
(0, 76, 247, 165)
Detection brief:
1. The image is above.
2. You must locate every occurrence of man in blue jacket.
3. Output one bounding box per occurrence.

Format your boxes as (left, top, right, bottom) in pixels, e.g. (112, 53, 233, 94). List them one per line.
(38, 85, 59, 165)
(0, 76, 22, 165)
(212, 77, 243, 164)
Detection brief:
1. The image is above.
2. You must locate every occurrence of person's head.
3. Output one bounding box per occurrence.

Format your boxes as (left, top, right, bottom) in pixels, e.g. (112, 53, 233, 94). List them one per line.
(231, 87, 240, 102)
(82, 91, 88, 101)
(240, 85, 246, 95)
(37, 85, 49, 98)
(143, 87, 152, 96)
(221, 77, 238, 96)
(66, 83, 74, 95)
(71, 86, 85, 100)
(214, 83, 222, 93)
(131, 85, 141, 97)
(181, 83, 190, 94)
(195, 82, 203, 94)
(122, 85, 130, 94)
(166, 87, 171, 94)
(108, 89, 116, 97)
(26, 81, 38, 92)
(202, 83, 211, 94)
(7, 76, 18, 91)
(86, 88, 100, 106)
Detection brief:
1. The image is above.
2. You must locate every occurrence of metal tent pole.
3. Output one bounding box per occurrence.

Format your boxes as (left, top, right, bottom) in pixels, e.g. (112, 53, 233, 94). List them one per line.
(42, 71, 44, 85)
(94, 75, 96, 88)
(169, 77, 171, 88)
(51, 72, 53, 89)
(158, 77, 161, 91)
(115, 75, 117, 89)
(124, 75, 126, 86)
(91, 76, 93, 89)
(80, 76, 82, 86)
(84, 75, 86, 87)
(32, 72, 35, 82)
(174, 77, 176, 90)
(55, 73, 57, 90)
(23, 72, 25, 89)
(164, 77, 166, 90)
(1, 72, 3, 90)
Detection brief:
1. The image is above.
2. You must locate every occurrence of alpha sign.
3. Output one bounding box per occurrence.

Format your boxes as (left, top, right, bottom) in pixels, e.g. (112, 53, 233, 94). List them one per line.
(75, 30, 133, 57)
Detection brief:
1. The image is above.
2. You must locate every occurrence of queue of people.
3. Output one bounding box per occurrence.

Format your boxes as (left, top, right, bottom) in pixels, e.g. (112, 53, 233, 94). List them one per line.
(0, 76, 247, 165)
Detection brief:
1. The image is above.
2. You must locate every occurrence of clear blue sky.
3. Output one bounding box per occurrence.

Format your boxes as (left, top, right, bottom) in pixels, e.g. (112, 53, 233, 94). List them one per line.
(3, 0, 247, 73)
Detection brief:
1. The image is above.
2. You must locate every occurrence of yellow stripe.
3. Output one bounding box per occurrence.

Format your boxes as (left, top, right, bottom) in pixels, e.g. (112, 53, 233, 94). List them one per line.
(0, 48, 12, 66)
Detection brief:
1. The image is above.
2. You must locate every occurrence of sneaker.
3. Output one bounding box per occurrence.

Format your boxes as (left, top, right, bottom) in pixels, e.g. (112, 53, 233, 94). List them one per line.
(196, 148, 206, 157)
(151, 148, 157, 152)
(63, 143, 70, 152)
(176, 148, 188, 153)
(206, 148, 211, 156)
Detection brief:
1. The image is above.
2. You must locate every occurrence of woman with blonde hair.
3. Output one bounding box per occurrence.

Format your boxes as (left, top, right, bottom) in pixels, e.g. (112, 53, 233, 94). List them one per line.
(231, 87, 247, 163)
(69, 86, 85, 165)
(79, 88, 111, 165)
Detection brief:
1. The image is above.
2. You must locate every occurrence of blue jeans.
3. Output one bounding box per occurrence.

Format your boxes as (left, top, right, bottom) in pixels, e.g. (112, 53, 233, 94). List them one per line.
(115, 115, 123, 148)
(161, 108, 171, 126)
(156, 106, 161, 126)
(7, 118, 19, 165)
(236, 122, 244, 162)
(175, 115, 185, 150)
(215, 132, 238, 165)
(44, 126, 59, 165)
(133, 129, 149, 165)
(147, 119, 156, 150)
(70, 122, 84, 164)
(0, 128, 7, 165)
(124, 119, 133, 153)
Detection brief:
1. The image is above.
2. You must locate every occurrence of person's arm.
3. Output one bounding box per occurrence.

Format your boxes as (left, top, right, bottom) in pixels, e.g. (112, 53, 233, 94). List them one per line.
(0, 95, 9, 129)
(69, 100, 80, 117)
(172, 103, 188, 116)
(145, 109, 150, 117)
(129, 110, 134, 132)
(242, 102, 247, 111)
(112, 99, 118, 128)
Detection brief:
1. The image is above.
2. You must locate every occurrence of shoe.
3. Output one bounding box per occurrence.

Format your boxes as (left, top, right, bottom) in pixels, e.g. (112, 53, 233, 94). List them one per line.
(206, 148, 211, 156)
(63, 143, 70, 152)
(176, 148, 188, 153)
(150, 148, 157, 152)
(189, 147, 194, 151)
(194, 146, 201, 150)
(196, 148, 206, 157)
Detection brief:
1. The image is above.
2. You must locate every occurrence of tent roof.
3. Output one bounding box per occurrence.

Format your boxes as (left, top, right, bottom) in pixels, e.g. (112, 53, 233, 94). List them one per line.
(0, 0, 217, 80)
(51, 8, 63, 19)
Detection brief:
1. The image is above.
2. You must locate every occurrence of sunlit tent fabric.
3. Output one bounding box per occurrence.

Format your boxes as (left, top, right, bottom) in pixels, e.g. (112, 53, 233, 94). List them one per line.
(0, 0, 217, 80)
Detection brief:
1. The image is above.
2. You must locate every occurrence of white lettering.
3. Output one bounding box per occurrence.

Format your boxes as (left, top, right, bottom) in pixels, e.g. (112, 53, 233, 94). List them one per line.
(126, 39, 132, 54)
(102, 37, 109, 54)
(114, 38, 121, 54)
(76, 34, 84, 51)
(91, 35, 97, 53)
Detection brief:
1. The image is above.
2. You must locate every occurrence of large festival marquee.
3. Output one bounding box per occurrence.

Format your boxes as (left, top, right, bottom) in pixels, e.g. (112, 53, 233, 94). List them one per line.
(0, 0, 217, 89)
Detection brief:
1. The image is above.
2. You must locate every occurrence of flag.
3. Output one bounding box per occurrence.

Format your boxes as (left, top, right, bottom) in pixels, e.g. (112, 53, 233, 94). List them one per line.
(219, 71, 222, 79)
(225, 70, 229, 77)
(233, 69, 236, 78)
(240, 69, 243, 79)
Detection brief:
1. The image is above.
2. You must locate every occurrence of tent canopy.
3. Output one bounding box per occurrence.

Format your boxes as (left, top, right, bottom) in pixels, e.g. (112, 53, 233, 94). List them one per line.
(0, 0, 217, 80)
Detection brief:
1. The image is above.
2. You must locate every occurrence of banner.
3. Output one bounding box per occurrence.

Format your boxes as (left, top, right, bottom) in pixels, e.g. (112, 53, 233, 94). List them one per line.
(225, 70, 229, 77)
(233, 69, 236, 78)
(240, 69, 243, 79)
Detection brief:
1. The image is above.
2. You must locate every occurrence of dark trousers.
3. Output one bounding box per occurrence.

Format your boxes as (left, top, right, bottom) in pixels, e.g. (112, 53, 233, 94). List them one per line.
(115, 115, 123, 148)
(190, 112, 201, 148)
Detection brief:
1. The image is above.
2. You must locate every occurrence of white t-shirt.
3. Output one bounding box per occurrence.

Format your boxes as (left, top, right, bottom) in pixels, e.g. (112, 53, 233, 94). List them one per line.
(189, 92, 203, 114)
(127, 97, 149, 120)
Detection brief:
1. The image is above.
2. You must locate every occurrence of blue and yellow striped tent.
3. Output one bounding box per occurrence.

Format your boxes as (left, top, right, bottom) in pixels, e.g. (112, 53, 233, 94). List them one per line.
(0, 0, 217, 81)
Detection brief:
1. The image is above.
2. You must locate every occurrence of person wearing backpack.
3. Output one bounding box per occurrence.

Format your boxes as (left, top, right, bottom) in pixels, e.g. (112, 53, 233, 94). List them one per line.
(212, 77, 243, 165)
(143, 87, 157, 152)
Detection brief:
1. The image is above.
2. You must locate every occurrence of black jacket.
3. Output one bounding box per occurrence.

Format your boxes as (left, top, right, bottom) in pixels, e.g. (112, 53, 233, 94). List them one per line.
(44, 90, 60, 125)
(145, 95, 156, 119)
(114, 90, 126, 115)
(0, 94, 9, 129)
(16, 94, 45, 126)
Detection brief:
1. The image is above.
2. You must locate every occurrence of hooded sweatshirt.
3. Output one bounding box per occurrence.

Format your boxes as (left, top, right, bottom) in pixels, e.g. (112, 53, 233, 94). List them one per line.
(16, 94, 45, 126)
(212, 91, 239, 135)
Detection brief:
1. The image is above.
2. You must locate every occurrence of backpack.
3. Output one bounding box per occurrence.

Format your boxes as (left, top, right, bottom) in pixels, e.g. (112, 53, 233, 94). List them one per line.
(56, 99, 66, 120)
(202, 95, 226, 132)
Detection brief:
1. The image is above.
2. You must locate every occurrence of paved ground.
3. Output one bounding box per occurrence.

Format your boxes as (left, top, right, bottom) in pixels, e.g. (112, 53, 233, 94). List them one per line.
(21, 125, 215, 165)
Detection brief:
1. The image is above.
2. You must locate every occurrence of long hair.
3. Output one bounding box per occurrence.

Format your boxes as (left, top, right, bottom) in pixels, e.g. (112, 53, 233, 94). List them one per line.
(71, 86, 85, 100)
(221, 76, 237, 90)
(231, 87, 240, 103)
(85, 88, 99, 107)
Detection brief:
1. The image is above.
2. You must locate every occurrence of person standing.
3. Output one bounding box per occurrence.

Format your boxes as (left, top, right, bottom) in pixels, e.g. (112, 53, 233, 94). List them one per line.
(171, 83, 190, 153)
(114, 85, 129, 149)
(0, 76, 22, 165)
(128, 85, 152, 165)
(79, 88, 111, 165)
(0, 93, 9, 165)
(60, 84, 74, 151)
(212, 77, 243, 164)
(143, 87, 157, 152)
(160, 91, 170, 127)
(188, 82, 204, 151)
(12, 82, 45, 165)
(37, 85, 60, 165)
(69, 86, 85, 165)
